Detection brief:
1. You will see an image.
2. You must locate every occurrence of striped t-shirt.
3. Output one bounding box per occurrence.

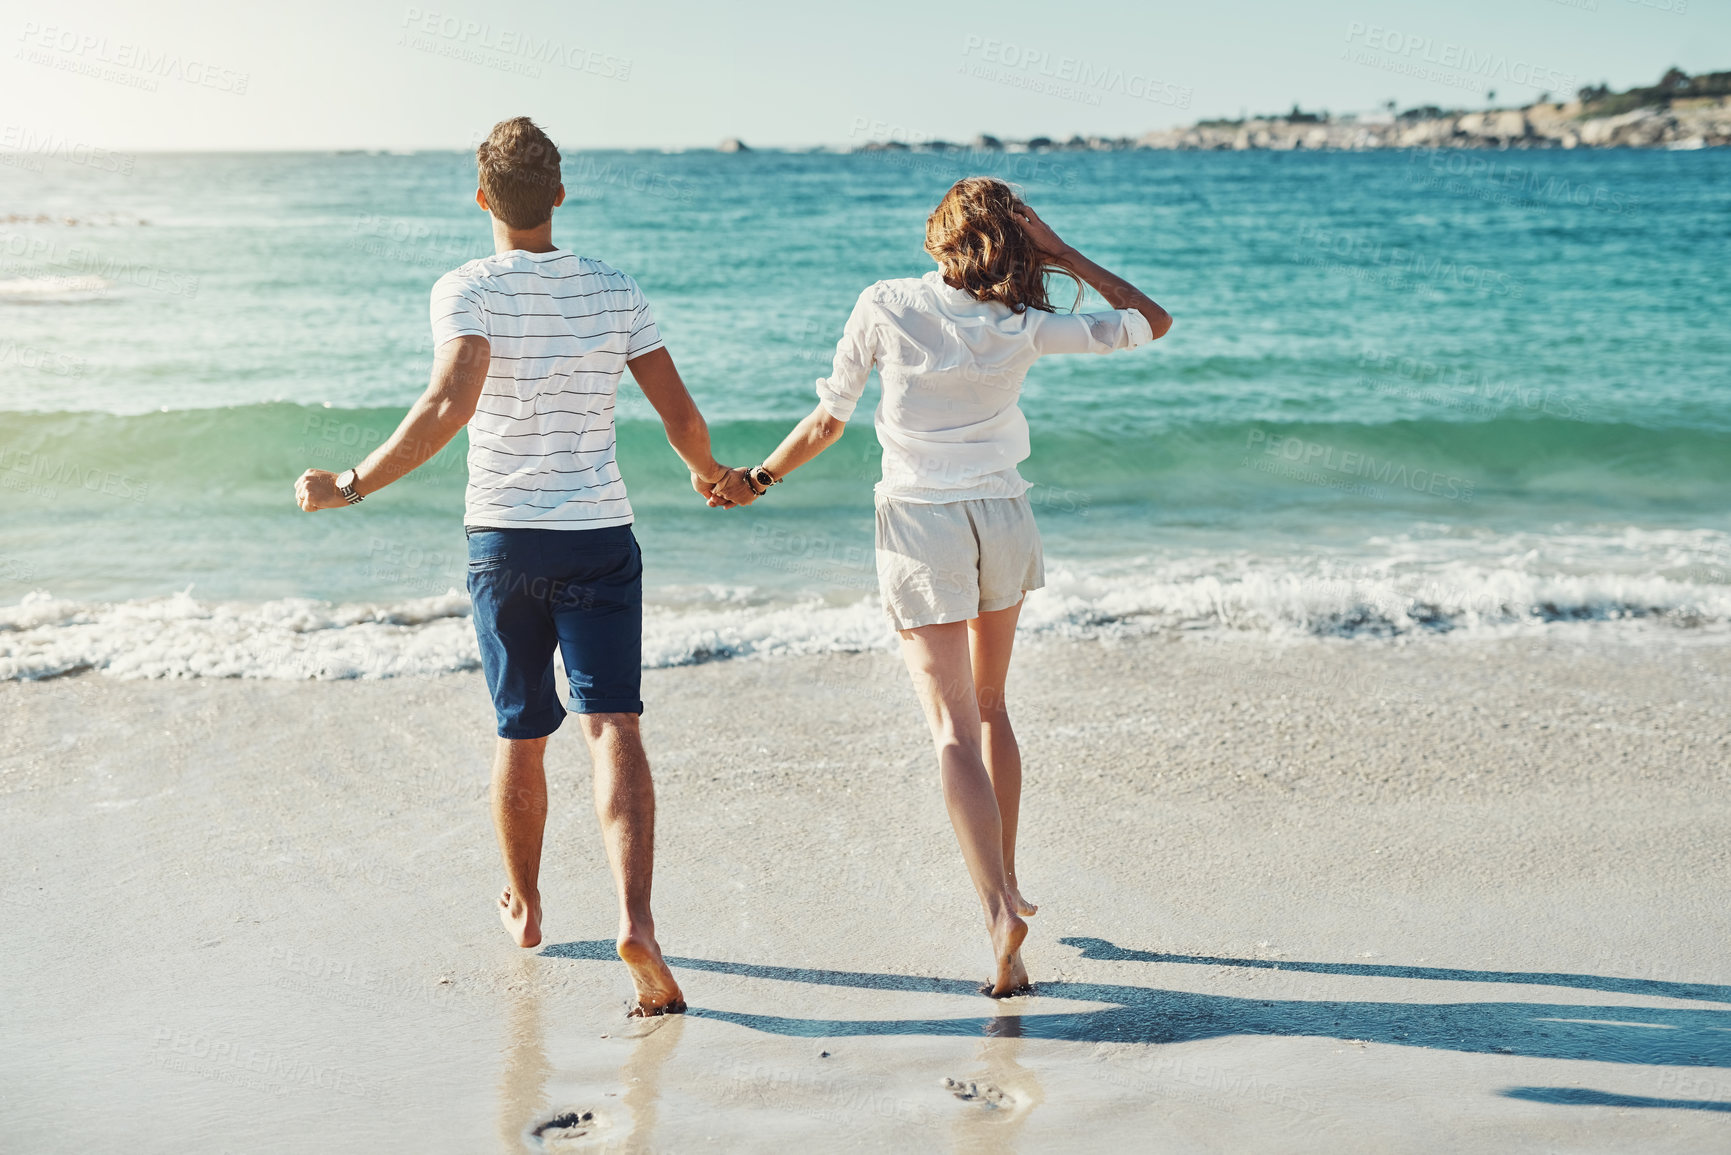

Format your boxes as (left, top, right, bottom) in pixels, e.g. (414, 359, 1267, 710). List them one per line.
(429, 248, 664, 529)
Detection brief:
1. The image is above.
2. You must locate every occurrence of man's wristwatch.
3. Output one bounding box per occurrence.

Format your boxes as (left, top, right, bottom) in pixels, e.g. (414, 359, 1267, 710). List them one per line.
(748, 465, 780, 494)
(336, 469, 364, 505)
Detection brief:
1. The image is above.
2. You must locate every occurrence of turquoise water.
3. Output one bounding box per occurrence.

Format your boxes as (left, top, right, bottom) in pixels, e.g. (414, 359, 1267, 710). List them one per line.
(2, 148, 1729, 676)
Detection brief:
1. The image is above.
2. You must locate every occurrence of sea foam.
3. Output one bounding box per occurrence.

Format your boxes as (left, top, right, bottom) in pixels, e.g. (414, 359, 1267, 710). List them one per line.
(0, 275, 111, 300)
(3, 557, 1726, 681)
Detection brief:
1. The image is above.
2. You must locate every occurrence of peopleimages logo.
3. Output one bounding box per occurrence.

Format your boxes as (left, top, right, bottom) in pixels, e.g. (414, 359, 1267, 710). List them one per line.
(1407, 148, 1640, 217)
(1357, 345, 1587, 420)
(1294, 223, 1522, 299)
(0, 447, 150, 502)
(399, 8, 632, 80)
(0, 126, 134, 175)
(1342, 22, 1575, 95)
(1244, 429, 1475, 503)
(0, 338, 86, 378)
(15, 22, 250, 94)
(960, 35, 1193, 109)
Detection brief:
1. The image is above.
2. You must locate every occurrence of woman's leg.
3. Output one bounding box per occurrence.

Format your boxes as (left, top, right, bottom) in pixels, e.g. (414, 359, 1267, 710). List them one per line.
(968, 598, 1036, 916)
(896, 619, 1030, 996)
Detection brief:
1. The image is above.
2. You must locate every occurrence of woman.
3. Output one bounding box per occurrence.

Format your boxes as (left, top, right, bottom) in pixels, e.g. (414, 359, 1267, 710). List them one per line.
(714, 177, 1171, 995)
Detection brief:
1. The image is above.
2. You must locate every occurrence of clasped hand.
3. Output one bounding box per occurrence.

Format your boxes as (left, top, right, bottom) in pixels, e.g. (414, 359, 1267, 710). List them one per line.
(690, 465, 763, 509)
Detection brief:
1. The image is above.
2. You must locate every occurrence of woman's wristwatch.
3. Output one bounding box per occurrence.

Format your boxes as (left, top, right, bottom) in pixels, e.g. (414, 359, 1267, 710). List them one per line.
(336, 469, 364, 505)
(747, 465, 779, 496)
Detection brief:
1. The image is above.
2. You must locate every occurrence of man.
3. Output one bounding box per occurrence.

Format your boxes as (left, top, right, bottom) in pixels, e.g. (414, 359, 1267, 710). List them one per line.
(295, 116, 735, 1017)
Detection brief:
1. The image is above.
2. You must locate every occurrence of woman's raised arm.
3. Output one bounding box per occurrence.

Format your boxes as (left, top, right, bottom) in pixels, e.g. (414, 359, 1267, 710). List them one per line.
(1016, 203, 1172, 338)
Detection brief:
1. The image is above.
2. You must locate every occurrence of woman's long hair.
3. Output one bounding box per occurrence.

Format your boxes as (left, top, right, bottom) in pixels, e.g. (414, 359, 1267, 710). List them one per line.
(924, 177, 1077, 314)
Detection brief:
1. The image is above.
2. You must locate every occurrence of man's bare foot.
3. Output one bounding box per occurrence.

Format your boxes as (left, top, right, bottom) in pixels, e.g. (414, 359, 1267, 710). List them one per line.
(498, 886, 542, 949)
(618, 931, 685, 1017)
(982, 911, 1031, 997)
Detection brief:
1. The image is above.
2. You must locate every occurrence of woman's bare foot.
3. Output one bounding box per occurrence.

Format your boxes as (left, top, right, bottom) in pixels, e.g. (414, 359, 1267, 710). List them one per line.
(498, 886, 542, 949)
(982, 910, 1031, 997)
(1008, 881, 1038, 918)
(618, 930, 685, 1017)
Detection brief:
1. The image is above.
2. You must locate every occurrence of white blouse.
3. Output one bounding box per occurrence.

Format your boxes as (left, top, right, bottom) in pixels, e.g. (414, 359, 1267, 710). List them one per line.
(816, 271, 1153, 503)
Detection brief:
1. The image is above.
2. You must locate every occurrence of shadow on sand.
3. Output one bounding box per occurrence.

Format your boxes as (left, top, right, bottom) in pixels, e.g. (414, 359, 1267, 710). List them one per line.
(1502, 1086, 1731, 1112)
(541, 935, 1731, 1108)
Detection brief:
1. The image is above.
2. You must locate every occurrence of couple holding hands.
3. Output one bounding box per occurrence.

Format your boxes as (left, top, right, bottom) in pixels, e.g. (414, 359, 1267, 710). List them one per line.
(294, 117, 1169, 1014)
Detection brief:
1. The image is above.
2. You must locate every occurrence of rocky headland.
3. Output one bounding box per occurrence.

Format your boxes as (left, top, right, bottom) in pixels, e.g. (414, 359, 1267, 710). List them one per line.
(853, 67, 1730, 153)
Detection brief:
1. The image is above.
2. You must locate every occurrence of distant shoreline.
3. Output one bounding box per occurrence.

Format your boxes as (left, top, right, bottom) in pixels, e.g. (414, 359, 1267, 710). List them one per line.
(846, 67, 1730, 153)
(849, 106, 1725, 155)
(850, 99, 1728, 155)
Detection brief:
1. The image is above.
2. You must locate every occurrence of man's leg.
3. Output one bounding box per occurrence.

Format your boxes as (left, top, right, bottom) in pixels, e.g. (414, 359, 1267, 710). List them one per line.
(493, 735, 549, 948)
(578, 712, 684, 1015)
(968, 598, 1036, 917)
(896, 621, 1030, 997)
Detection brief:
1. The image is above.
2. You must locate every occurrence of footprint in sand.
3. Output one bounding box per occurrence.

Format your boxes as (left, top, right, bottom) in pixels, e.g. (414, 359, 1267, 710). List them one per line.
(941, 1077, 1012, 1109)
(531, 1108, 607, 1149)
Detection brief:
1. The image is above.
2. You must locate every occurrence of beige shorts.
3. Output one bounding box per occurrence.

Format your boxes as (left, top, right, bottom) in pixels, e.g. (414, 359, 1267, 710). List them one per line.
(875, 494, 1045, 631)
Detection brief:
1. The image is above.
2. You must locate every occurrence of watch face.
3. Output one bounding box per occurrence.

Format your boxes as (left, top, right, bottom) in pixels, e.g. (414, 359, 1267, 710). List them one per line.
(337, 470, 356, 489)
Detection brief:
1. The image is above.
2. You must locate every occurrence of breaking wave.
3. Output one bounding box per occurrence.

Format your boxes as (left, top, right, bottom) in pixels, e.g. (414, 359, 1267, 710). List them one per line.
(4, 548, 1726, 681)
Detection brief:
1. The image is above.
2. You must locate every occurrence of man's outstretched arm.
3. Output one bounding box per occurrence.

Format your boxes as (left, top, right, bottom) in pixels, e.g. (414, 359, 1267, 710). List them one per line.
(624, 346, 733, 505)
(295, 335, 490, 511)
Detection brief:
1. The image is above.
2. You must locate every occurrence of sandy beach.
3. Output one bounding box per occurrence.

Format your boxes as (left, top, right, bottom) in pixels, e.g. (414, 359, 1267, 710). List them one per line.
(2, 628, 1727, 1152)
(5, 0, 1729, 1149)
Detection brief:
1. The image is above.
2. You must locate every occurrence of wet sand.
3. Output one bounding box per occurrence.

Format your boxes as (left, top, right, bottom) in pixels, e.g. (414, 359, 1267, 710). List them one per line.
(2, 629, 1729, 1152)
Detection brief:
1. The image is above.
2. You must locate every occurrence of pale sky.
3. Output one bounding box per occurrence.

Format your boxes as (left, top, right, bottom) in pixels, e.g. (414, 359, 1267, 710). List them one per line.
(2, 0, 1724, 151)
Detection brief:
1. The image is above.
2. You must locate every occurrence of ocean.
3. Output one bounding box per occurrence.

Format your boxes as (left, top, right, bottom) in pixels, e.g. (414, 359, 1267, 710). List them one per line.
(2, 146, 1728, 679)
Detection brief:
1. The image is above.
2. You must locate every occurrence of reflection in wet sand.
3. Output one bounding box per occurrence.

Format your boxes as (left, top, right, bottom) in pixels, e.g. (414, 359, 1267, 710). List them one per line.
(498, 977, 551, 1152)
(949, 1009, 1044, 1154)
(497, 977, 686, 1153)
(619, 1013, 686, 1151)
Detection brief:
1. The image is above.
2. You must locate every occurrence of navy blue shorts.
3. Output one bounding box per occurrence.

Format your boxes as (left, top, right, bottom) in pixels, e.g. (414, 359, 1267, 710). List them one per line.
(466, 524, 644, 739)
